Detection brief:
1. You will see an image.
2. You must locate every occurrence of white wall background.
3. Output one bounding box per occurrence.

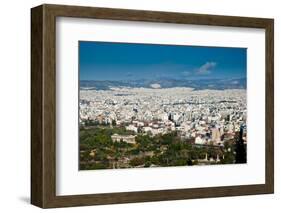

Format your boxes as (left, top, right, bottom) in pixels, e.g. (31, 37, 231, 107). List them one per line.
(0, 0, 279, 212)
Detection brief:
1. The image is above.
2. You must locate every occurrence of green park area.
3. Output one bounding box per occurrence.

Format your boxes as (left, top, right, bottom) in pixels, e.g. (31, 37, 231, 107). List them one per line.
(79, 125, 246, 170)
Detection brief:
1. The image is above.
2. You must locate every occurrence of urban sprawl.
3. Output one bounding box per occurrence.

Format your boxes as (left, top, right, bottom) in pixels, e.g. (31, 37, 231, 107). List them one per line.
(79, 87, 247, 170)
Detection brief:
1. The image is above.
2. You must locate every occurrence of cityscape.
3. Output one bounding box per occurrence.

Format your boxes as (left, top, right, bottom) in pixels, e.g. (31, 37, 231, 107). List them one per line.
(79, 41, 247, 170)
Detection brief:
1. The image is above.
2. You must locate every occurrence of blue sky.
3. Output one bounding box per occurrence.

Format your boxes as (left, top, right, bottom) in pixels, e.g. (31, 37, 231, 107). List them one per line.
(79, 41, 246, 81)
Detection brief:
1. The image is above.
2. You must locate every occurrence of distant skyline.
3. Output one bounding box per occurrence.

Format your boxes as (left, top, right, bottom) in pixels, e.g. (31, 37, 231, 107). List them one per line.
(79, 41, 246, 81)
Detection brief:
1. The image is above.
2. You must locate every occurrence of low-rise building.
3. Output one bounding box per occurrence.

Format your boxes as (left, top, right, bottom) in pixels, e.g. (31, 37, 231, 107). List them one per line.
(111, 134, 136, 144)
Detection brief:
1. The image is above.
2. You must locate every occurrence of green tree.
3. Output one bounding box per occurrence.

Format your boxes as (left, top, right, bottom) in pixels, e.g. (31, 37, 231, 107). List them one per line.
(130, 157, 145, 167)
(235, 126, 246, 163)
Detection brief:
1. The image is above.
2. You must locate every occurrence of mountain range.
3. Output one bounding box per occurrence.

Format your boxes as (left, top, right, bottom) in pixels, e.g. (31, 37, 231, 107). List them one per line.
(80, 78, 246, 91)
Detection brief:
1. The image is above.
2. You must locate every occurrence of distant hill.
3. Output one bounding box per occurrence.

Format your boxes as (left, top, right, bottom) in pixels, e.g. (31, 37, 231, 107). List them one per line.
(80, 78, 246, 91)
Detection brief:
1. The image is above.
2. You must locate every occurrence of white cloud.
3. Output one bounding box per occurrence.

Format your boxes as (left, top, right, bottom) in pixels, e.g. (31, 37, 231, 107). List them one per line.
(196, 62, 217, 75)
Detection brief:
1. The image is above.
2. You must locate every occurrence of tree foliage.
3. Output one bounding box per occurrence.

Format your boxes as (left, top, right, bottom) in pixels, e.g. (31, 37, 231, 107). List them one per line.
(79, 126, 242, 170)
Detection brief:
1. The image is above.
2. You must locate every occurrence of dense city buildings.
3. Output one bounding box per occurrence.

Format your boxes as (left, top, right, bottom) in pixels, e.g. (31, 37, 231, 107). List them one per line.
(79, 87, 247, 170)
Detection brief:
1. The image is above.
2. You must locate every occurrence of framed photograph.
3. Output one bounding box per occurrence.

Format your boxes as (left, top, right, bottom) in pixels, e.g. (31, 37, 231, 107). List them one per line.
(31, 4, 274, 208)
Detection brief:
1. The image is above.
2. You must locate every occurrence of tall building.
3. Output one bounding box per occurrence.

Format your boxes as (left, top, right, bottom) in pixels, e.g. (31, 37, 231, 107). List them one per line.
(212, 128, 221, 144)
